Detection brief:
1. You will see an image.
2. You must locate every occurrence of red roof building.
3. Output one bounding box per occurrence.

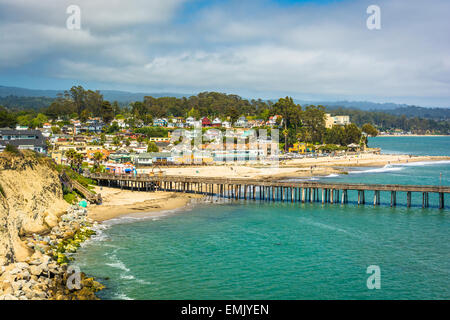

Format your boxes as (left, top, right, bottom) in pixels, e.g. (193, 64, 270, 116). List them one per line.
(202, 117, 212, 127)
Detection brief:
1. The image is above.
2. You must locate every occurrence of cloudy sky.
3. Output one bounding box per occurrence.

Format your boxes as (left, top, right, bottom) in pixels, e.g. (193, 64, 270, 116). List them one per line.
(0, 0, 449, 107)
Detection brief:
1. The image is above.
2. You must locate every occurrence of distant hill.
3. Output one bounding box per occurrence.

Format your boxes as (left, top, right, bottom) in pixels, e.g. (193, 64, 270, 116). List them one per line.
(0, 85, 189, 104)
(291, 99, 450, 120)
(0, 85, 449, 119)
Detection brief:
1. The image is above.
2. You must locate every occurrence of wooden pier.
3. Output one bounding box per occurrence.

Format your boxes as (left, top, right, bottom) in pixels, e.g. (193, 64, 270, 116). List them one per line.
(86, 173, 449, 209)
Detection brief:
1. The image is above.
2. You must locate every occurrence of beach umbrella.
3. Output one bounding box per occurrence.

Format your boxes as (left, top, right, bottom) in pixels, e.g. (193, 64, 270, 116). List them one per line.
(79, 200, 88, 208)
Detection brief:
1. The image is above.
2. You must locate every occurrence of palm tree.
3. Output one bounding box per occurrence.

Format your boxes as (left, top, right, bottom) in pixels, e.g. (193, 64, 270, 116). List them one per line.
(74, 153, 84, 172)
(65, 149, 77, 168)
(93, 151, 104, 169)
(282, 128, 289, 153)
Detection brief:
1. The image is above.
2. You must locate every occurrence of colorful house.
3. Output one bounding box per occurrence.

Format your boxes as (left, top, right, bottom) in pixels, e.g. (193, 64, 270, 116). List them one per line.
(202, 117, 212, 127)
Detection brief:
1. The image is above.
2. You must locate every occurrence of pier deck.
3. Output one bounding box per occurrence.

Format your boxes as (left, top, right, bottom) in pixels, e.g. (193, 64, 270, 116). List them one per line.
(86, 173, 449, 209)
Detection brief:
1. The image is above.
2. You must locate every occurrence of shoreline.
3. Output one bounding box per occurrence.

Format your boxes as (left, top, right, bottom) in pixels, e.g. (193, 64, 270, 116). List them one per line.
(88, 187, 203, 222)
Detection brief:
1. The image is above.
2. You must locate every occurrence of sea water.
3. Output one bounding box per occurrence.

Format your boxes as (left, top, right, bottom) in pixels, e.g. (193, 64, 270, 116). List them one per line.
(74, 136, 450, 300)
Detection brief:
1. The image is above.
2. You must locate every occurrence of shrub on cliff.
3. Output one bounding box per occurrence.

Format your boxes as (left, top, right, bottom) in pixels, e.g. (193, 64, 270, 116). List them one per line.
(4, 144, 20, 155)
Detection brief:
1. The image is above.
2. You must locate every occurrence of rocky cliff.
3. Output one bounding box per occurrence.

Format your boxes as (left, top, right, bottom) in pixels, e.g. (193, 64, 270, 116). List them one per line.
(0, 151, 67, 265)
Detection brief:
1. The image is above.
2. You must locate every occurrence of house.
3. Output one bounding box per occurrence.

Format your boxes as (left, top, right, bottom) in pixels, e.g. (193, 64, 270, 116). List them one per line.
(186, 117, 196, 127)
(222, 121, 231, 129)
(86, 149, 110, 161)
(235, 116, 248, 127)
(212, 118, 222, 127)
(134, 153, 153, 166)
(202, 117, 212, 127)
(43, 123, 52, 129)
(267, 115, 282, 127)
(325, 114, 350, 128)
(153, 118, 168, 127)
(81, 119, 105, 133)
(0, 129, 47, 153)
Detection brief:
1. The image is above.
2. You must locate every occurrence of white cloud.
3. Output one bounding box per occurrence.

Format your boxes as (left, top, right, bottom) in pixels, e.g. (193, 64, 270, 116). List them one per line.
(0, 0, 449, 106)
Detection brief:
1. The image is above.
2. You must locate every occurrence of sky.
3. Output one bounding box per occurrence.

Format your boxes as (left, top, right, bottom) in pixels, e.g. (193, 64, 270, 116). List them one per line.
(0, 0, 449, 107)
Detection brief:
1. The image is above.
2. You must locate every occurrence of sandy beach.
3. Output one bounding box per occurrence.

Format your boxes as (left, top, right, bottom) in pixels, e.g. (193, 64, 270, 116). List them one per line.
(159, 154, 450, 180)
(88, 186, 202, 222)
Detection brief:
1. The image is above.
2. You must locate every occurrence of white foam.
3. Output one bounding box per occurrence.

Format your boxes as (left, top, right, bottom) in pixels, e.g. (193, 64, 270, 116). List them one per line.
(115, 293, 133, 300)
(106, 254, 130, 272)
(349, 164, 404, 174)
(392, 160, 450, 167)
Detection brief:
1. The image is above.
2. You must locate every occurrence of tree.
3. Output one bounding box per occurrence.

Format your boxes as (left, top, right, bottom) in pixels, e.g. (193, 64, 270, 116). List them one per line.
(93, 151, 104, 169)
(74, 152, 84, 171)
(31, 113, 48, 128)
(324, 125, 345, 145)
(113, 136, 121, 146)
(187, 107, 201, 119)
(65, 149, 77, 168)
(147, 141, 159, 152)
(301, 105, 326, 143)
(272, 97, 302, 131)
(362, 123, 379, 137)
(343, 124, 362, 145)
(80, 109, 91, 123)
(282, 128, 289, 152)
(0, 106, 17, 128)
(69, 85, 87, 116)
(101, 101, 114, 123)
(51, 126, 61, 134)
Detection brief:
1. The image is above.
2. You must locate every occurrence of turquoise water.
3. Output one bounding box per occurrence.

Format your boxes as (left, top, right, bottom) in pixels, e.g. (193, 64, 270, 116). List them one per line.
(74, 136, 450, 300)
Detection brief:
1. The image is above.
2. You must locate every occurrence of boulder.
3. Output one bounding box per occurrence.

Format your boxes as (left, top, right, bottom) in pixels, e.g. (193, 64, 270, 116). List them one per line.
(0, 294, 18, 300)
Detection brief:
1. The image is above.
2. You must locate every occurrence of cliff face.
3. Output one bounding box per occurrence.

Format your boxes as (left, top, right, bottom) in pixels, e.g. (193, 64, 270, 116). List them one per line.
(0, 152, 67, 265)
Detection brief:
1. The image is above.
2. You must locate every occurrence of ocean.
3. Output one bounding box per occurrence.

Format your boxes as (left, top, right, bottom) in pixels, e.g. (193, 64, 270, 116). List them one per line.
(73, 136, 450, 300)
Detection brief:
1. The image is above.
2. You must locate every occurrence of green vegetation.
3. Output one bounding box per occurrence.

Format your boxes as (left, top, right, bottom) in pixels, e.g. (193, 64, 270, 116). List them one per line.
(0, 86, 448, 139)
(147, 141, 159, 152)
(4, 144, 21, 155)
(63, 190, 78, 204)
(56, 165, 97, 190)
(330, 107, 449, 134)
(135, 126, 169, 137)
(51, 226, 96, 265)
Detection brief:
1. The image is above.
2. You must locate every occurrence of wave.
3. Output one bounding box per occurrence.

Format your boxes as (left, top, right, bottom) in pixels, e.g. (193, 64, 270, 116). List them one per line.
(115, 293, 133, 300)
(349, 165, 404, 174)
(391, 160, 450, 167)
(106, 254, 130, 272)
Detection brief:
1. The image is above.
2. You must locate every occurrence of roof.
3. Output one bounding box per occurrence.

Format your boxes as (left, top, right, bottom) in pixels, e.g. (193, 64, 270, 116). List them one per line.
(0, 129, 46, 148)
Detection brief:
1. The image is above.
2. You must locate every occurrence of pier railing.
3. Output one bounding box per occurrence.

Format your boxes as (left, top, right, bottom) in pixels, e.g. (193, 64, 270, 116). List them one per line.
(86, 173, 448, 209)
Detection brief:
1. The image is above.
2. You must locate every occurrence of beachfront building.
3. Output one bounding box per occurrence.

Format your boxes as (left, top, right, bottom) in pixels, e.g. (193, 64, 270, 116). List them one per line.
(0, 128, 47, 153)
(288, 142, 307, 154)
(325, 114, 351, 128)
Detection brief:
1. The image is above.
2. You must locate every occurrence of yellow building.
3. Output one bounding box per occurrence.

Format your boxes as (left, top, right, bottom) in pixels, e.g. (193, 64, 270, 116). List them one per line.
(289, 143, 307, 154)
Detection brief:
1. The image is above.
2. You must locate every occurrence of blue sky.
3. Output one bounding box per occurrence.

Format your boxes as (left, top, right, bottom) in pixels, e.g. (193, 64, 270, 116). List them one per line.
(0, 0, 449, 107)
